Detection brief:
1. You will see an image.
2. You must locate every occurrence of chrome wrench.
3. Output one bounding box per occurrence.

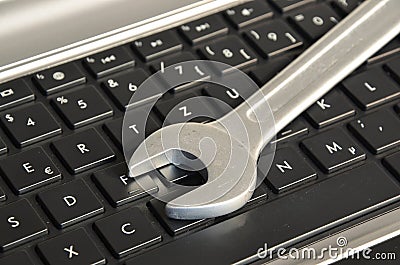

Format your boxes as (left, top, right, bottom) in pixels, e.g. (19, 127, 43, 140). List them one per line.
(128, 0, 400, 220)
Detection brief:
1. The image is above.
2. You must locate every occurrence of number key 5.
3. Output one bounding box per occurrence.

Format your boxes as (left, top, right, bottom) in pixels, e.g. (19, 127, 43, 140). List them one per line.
(51, 86, 113, 129)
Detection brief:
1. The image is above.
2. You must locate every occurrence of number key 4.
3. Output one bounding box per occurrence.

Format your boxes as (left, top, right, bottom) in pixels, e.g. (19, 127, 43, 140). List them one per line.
(0, 103, 61, 147)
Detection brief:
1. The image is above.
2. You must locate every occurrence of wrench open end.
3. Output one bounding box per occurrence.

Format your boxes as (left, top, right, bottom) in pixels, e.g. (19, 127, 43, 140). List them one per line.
(128, 121, 259, 220)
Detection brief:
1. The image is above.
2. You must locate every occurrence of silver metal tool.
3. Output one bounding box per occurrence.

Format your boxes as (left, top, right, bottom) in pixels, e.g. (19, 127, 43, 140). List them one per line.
(128, 0, 400, 220)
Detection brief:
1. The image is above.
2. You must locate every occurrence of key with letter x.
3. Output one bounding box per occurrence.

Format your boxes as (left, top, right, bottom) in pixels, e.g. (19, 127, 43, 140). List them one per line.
(37, 228, 105, 265)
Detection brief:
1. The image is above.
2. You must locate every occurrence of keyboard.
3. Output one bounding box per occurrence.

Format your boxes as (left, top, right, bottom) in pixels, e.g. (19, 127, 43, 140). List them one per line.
(1, 0, 400, 264)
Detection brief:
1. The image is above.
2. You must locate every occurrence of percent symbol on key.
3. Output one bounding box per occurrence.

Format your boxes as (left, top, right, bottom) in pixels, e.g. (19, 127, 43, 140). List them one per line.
(57, 96, 68, 104)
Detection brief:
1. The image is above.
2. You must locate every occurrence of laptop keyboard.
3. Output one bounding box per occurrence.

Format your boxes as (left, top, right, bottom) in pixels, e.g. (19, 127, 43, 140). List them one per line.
(1, 0, 400, 264)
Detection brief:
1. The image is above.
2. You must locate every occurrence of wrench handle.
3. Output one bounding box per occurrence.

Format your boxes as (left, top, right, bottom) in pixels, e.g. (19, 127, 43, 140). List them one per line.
(245, 0, 400, 146)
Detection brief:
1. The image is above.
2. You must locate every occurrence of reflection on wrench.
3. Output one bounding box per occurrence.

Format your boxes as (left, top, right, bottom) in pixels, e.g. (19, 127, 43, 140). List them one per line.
(128, 0, 400, 220)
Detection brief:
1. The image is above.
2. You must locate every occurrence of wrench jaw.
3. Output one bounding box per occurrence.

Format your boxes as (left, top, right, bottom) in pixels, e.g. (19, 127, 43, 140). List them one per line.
(164, 127, 259, 219)
(165, 187, 255, 220)
(128, 121, 259, 220)
(128, 123, 211, 178)
(165, 157, 258, 220)
(128, 129, 177, 179)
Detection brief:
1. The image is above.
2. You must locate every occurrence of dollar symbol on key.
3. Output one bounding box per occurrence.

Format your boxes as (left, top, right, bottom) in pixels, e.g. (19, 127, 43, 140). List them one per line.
(5, 114, 14, 123)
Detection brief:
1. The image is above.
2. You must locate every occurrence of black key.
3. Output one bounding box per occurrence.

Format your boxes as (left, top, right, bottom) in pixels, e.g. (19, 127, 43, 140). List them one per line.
(0, 147, 61, 195)
(0, 186, 5, 202)
(94, 208, 162, 258)
(249, 56, 292, 86)
(150, 52, 211, 92)
(262, 147, 316, 193)
(368, 37, 400, 64)
(203, 83, 257, 114)
(103, 112, 159, 157)
(0, 251, 34, 265)
(0, 199, 47, 251)
(179, 15, 228, 45)
(384, 152, 400, 180)
(126, 163, 400, 265)
(51, 86, 113, 129)
(0, 103, 61, 147)
(84, 47, 135, 78)
(92, 163, 158, 207)
(224, 1, 273, 29)
(103, 69, 159, 110)
(342, 68, 400, 110)
(37, 180, 104, 228)
(149, 52, 196, 73)
(271, 118, 308, 144)
(149, 199, 210, 236)
(269, 0, 315, 13)
(331, 0, 362, 15)
(155, 93, 217, 125)
(301, 128, 366, 173)
(0, 80, 34, 111)
(0, 137, 7, 155)
(201, 77, 264, 118)
(52, 128, 115, 174)
(385, 56, 400, 83)
(37, 228, 105, 265)
(199, 36, 258, 73)
(158, 164, 206, 186)
(244, 20, 303, 58)
(305, 90, 355, 128)
(33, 63, 86, 95)
(349, 109, 400, 154)
(289, 4, 340, 40)
(133, 31, 183, 61)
